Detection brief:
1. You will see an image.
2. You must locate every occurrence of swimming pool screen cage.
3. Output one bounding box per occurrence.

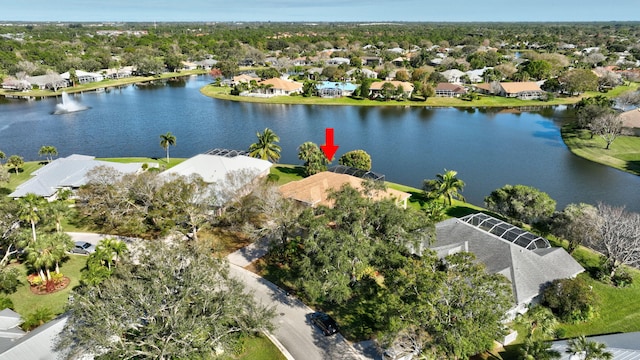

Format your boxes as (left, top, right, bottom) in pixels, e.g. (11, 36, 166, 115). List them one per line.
(327, 165, 385, 182)
(205, 148, 249, 157)
(460, 213, 551, 250)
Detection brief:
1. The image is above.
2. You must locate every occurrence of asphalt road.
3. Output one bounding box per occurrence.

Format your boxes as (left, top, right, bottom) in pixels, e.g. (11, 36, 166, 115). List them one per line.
(67, 232, 369, 360)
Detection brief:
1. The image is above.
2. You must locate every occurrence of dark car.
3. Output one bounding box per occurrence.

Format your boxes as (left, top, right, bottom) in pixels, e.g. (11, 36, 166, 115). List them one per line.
(309, 312, 339, 336)
(71, 241, 96, 255)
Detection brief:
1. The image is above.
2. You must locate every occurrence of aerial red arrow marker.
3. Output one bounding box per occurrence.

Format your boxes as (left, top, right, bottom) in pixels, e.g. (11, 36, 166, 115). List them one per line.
(320, 128, 339, 161)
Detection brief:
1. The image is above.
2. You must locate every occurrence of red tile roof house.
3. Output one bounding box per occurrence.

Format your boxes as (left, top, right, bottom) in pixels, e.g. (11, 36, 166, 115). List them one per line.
(247, 78, 303, 98)
(435, 83, 468, 97)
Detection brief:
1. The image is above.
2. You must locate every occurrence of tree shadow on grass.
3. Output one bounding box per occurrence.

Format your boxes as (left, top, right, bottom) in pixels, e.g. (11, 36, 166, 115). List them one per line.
(274, 165, 306, 177)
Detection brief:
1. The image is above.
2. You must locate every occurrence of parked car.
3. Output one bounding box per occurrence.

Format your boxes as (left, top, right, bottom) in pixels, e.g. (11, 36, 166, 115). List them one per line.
(71, 241, 96, 255)
(309, 312, 339, 336)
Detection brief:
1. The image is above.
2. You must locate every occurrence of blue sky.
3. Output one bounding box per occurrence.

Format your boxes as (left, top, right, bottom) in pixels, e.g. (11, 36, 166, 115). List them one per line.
(1, 0, 638, 22)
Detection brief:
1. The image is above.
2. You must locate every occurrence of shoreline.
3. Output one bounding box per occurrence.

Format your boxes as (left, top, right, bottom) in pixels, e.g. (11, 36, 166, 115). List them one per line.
(0, 70, 208, 99)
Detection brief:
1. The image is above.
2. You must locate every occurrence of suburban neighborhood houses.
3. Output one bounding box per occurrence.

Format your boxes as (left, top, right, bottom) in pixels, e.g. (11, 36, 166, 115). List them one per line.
(1, 19, 640, 360)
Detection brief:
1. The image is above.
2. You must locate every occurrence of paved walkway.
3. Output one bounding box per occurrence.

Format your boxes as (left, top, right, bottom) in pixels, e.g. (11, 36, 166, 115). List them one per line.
(227, 235, 272, 267)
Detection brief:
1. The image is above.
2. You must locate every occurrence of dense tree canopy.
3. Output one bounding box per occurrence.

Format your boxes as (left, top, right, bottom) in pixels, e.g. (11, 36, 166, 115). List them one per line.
(338, 149, 372, 171)
(485, 184, 556, 225)
(269, 184, 512, 359)
(57, 241, 274, 359)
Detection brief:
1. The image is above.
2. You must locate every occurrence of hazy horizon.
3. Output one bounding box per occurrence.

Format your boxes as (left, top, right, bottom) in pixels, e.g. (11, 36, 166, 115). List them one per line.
(2, 0, 638, 23)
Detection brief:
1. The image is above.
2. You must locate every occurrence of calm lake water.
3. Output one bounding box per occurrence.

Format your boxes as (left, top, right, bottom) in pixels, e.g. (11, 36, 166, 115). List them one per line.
(1, 75, 639, 212)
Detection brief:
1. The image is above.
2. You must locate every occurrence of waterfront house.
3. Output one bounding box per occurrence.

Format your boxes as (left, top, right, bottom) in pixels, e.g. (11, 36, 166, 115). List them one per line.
(279, 171, 410, 209)
(25, 74, 68, 91)
(474, 81, 545, 100)
(161, 152, 272, 206)
(9, 154, 146, 201)
(317, 81, 358, 98)
(248, 78, 303, 97)
(368, 80, 414, 99)
(435, 83, 467, 97)
(1, 78, 31, 91)
(60, 70, 104, 85)
(417, 213, 584, 319)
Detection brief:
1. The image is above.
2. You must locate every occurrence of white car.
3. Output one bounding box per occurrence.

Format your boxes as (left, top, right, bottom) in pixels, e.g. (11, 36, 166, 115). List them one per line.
(71, 241, 96, 255)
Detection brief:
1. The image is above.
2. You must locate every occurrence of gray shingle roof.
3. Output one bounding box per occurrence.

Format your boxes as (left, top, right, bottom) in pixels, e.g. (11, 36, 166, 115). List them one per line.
(552, 332, 640, 360)
(431, 217, 584, 305)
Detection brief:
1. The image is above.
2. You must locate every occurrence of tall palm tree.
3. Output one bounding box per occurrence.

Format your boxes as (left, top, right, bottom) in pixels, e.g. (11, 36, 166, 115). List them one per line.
(249, 128, 281, 163)
(18, 193, 45, 244)
(423, 169, 466, 206)
(38, 145, 58, 163)
(567, 335, 613, 360)
(159, 132, 176, 164)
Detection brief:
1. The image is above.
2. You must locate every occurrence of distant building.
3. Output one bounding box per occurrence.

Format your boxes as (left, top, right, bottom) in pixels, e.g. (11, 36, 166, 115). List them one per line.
(435, 83, 467, 97)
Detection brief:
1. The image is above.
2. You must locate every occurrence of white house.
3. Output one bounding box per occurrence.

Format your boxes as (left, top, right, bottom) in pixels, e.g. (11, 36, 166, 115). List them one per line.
(9, 154, 145, 200)
(441, 69, 466, 84)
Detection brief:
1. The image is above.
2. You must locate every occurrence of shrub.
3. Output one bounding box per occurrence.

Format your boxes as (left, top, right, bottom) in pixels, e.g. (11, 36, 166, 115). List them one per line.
(0, 296, 14, 310)
(22, 307, 54, 331)
(541, 277, 597, 323)
(27, 274, 44, 287)
(612, 269, 633, 287)
(0, 267, 21, 295)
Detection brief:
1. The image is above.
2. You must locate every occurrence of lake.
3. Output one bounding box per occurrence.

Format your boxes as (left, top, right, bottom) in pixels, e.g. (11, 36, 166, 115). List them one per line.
(1, 75, 638, 212)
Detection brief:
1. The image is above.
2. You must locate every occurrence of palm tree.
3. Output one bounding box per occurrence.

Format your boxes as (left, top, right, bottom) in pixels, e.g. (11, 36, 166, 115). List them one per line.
(423, 169, 466, 206)
(567, 336, 613, 360)
(47, 200, 69, 233)
(159, 132, 176, 164)
(18, 193, 45, 244)
(519, 338, 561, 360)
(6, 155, 24, 174)
(97, 237, 128, 268)
(0, 150, 5, 164)
(38, 145, 58, 163)
(249, 128, 281, 163)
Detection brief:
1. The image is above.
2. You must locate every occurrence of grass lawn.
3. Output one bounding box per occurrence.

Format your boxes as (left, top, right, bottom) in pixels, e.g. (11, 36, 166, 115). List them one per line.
(562, 125, 640, 175)
(2, 161, 46, 193)
(98, 157, 186, 169)
(270, 165, 306, 185)
(234, 335, 286, 360)
(6, 254, 86, 318)
(200, 82, 639, 108)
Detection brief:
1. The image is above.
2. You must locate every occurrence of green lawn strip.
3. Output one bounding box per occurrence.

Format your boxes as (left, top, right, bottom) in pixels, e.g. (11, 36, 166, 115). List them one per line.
(97, 157, 186, 169)
(201, 83, 639, 108)
(234, 335, 287, 360)
(269, 165, 306, 185)
(562, 126, 640, 176)
(3, 161, 45, 192)
(201, 84, 579, 108)
(7, 254, 86, 318)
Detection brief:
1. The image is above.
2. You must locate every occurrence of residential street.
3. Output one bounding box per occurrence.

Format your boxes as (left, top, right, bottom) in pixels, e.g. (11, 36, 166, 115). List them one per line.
(67, 232, 371, 360)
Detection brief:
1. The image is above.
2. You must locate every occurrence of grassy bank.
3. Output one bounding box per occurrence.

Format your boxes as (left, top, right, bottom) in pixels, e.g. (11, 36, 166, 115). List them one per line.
(561, 125, 640, 176)
(0, 70, 207, 98)
(200, 83, 639, 108)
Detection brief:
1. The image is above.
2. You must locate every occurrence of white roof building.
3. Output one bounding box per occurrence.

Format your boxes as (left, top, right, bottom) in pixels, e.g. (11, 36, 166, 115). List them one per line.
(161, 153, 272, 205)
(9, 154, 145, 199)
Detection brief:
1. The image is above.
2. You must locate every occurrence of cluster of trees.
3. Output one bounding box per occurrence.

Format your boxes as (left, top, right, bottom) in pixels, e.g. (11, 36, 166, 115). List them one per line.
(267, 184, 513, 359)
(74, 167, 222, 239)
(574, 95, 630, 150)
(56, 240, 275, 359)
